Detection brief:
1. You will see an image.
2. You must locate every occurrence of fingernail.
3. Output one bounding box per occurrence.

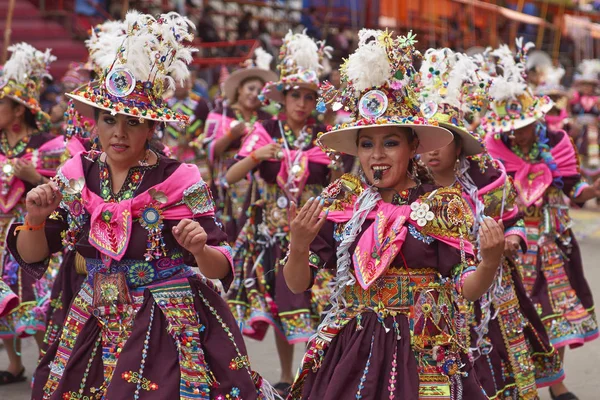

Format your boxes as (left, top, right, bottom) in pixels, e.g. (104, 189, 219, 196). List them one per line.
(308, 197, 314, 202)
(325, 209, 330, 215)
(320, 198, 325, 206)
(173, 227, 179, 233)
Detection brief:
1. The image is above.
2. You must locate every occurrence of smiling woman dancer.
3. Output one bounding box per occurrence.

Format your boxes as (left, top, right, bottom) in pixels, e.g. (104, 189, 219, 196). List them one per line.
(284, 29, 505, 400)
(418, 47, 563, 399)
(203, 47, 276, 241)
(224, 30, 334, 396)
(7, 11, 277, 400)
(482, 41, 600, 400)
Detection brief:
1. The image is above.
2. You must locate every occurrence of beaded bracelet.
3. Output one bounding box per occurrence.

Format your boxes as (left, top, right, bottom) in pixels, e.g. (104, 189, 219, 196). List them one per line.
(15, 216, 46, 234)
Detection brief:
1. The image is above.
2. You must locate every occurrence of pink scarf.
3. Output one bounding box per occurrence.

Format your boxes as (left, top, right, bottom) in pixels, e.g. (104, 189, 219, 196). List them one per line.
(0, 136, 85, 213)
(326, 198, 474, 289)
(545, 109, 568, 132)
(60, 154, 214, 263)
(570, 91, 599, 113)
(485, 131, 579, 207)
(204, 111, 235, 163)
(238, 123, 330, 199)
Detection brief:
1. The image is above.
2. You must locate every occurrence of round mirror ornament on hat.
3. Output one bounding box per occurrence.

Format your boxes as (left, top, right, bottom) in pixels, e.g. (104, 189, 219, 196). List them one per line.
(316, 29, 453, 157)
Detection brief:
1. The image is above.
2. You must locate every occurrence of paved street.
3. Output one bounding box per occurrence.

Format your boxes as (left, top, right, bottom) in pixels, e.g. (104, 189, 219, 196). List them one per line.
(3, 208, 600, 400)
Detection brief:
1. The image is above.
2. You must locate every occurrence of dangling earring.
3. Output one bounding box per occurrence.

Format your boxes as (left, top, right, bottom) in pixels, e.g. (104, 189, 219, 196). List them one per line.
(508, 129, 515, 140)
(454, 158, 461, 176)
(11, 123, 21, 133)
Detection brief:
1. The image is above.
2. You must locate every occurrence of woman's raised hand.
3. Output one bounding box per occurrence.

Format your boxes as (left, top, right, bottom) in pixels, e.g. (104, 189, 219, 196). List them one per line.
(479, 217, 505, 269)
(25, 181, 62, 225)
(253, 143, 281, 161)
(289, 196, 329, 251)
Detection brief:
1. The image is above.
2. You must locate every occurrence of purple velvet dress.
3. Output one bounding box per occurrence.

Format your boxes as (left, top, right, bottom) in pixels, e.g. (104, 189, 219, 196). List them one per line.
(226, 119, 333, 344)
(290, 176, 487, 400)
(462, 156, 563, 399)
(7, 152, 273, 400)
(0, 131, 61, 340)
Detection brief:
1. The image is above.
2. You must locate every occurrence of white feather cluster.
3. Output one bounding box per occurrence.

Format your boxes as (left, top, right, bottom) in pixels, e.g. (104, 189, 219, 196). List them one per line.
(357, 29, 381, 47)
(345, 29, 390, 93)
(107, 11, 196, 92)
(254, 47, 273, 71)
(543, 66, 565, 87)
(488, 44, 528, 101)
(283, 30, 321, 72)
(87, 19, 128, 74)
(3, 43, 56, 83)
(577, 59, 600, 81)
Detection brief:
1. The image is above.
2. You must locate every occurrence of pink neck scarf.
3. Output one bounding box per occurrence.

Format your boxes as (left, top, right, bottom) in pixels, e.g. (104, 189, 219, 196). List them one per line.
(326, 197, 474, 289)
(0, 136, 85, 213)
(485, 131, 579, 207)
(59, 154, 214, 263)
(238, 123, 330, 199)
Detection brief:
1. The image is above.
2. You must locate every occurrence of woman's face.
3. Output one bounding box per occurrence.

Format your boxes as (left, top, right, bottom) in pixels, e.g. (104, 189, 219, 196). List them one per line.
(237, 78, 264, 111)
(512, 123, 536, 148)
(421, 139, 461, 176)
(284, 88, 316, 125)
(357, 126, 416, 190)
(96, 111, 154, 166)
(0, 98, 21, 131)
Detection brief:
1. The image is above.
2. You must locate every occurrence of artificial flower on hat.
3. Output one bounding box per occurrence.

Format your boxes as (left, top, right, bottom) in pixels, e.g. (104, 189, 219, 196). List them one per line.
(0, 42, 56, 125)
(66, 11, 197, 125)
(222, 47, 278, 103)
(317, 29, 452, 156)
(260, 29, 331, 104)
(480, 38, 553, 136)
(418, 47, 486, 156)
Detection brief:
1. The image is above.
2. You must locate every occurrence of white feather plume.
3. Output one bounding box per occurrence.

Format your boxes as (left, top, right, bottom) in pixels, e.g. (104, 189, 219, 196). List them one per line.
(3, 43, 56, 83)
(87, 20, 128, 73)
(254, 47, 273, 71)
(576, 59, 600, 81)
(358, 29, 381, 47)
(489, 44, 527, 101)
(283, 30, 320, 72)
(345, 29, 390, 93)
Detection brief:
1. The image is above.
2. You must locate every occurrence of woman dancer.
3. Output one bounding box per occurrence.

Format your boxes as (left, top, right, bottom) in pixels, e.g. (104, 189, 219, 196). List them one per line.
(284, 29, 504, 400)
(204, 47, 276, 241)
(0, 43, 67, 385)
(419, 47, 564, 399)
(483, 41, 599, 400)
(224, 30, 333, 395)
(8, 11, 276, 399)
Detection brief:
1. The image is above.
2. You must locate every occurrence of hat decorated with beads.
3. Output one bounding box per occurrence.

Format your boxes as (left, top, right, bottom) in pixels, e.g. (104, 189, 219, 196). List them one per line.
(480, 39, 553, 135)
(223, 47, 278, 103)
(0, 42, 55, 121)
(66, 11, 197, 124)
(418, 48, 485, 156)
(84, 19, 128, 77)
(317, 29, 452, 156)
(260, 30, 331, 104)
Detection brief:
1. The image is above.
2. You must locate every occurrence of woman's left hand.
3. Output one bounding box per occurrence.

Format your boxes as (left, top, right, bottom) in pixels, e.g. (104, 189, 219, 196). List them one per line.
(13, 159, 41, 185)
(173, 218, 208, 256)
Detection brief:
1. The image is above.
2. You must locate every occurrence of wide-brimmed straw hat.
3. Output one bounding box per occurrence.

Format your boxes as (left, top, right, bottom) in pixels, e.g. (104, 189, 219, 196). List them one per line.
(260, 30, 331, 105)
(318, 29, 452, 156)
(222, 47, 278, 103)
(0, 43, 55, 127)
(66, 11, 196, 124)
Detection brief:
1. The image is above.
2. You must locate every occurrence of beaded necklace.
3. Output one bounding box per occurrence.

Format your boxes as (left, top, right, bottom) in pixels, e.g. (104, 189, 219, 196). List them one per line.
(0, 131, 30, 157)
(280, 122, 313, 150)
(510, 141, 540, 162)
(98, 153, 155, 203)
(233, 108, 258, 128)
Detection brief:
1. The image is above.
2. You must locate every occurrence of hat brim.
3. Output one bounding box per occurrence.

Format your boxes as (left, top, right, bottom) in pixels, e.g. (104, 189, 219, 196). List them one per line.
(319, 123, 453, 156)
(66, 81, 186, 123)
(438, 123, 484, 156)
(223, 68, 278, 103)
(573, 78, 599, 85)
(483, 101, 553, 134)
(2, 94, 49, 128)
(262, 81, 319, 104)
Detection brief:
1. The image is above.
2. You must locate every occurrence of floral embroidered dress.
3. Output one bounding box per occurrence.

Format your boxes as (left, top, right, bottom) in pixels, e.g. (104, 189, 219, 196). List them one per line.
(0, 131, 69, 340)
(485, 128, 599, 349)
(203, 105, 272, 241)
(459, 156, 563, 399)
(290, 174, 487, 400)
(226, 118, 334, 344)
(7, 151, 274, 400)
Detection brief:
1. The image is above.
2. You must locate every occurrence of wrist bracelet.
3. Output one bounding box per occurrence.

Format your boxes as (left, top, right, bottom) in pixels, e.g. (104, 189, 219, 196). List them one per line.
(15, 215, 46, 234)
(250, 151, 260, 163)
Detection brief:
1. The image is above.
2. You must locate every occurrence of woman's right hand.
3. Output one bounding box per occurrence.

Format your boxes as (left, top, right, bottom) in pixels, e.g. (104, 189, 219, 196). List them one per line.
(253, 143, 281, 161)
(229, 121, 247, 139)
(479, 217, 505, 270)
(25, 181, 62, 225)
(289, 197, 328, 252)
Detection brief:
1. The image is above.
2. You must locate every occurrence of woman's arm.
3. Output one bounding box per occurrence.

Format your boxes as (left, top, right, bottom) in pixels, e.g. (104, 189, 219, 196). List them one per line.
(211, 122, 246, 158)
(225, 143, 280, 185)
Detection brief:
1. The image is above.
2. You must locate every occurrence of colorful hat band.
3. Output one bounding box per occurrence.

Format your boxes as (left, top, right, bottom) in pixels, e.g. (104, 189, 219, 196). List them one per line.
(0, 79, 42, 113)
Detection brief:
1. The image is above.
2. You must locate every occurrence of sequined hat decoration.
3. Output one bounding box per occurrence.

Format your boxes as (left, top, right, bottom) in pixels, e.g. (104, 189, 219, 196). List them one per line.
(260, 30, 332, 104)
(317, 29, 452, 156)
(0, 42, 56, 123)
(66, 11, 197, 124)
(480, 38, 553, 135)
